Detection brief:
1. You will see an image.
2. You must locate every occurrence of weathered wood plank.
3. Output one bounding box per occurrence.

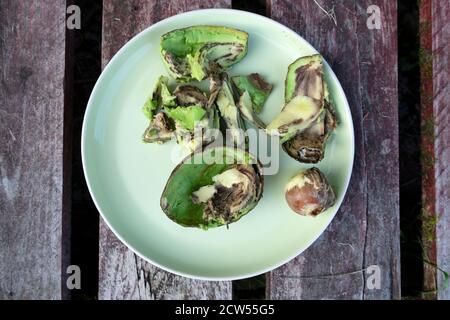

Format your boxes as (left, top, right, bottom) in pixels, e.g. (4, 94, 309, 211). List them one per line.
(419, 0, 437, 299)
(0, 0, 70, 299)
(99, 0, 232, 300)
(420, 0, 450, 300)
(267, 0, 400, 299)
(432, 0, 450, 301)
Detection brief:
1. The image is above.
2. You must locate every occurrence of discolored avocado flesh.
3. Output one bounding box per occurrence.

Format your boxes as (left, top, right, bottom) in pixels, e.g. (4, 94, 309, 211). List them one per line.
(160, 26, 248, 81)
(165, 85, 219, 152)
(232, 73, 273, 113)
(267, 54, 337, 151)
(282, 98, 337, 163)
(160, 147, 263, 229)
(216, 79, 247, 147)
(237, 91, 266, 129)
(142, 76, 175, 143)
(142, 111, 174, 143)
(266, 95, 322, 143)
(285, 54, 324, 103)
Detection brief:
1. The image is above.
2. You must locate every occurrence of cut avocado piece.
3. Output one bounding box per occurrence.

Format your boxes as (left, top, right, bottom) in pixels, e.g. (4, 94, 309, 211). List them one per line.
(216, 79, 247, 147)
(160, 26, 248, 81)
(266, 54, 332, 143)
(141, 76, 175, 143)
(285, 54, 324, 103)
(232, 73, 273, 113)
(165, 85, 219, 152)
(160, 146, 263, 229)
(165, 105, 206, 131)
(278, 54, 338, 162)
(266, 95, 322, 143)
(282, 98, 337, 163)
(237, 91, 266, 129)
(142, 111, 175, 143)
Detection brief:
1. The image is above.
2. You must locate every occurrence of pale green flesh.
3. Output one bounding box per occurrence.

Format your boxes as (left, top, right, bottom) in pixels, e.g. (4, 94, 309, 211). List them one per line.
(192, 168, 250, 203)
(165, 105, 206, 131)
(266, 95, 321, 136)
(187, 51, 206, 80)
(238, 91, 266, 129)
(285, 54, 322, 102)
(216, 81, 246, 146)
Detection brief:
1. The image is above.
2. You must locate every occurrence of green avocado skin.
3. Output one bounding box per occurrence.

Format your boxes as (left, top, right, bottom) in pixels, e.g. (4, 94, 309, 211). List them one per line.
(161, 25, 248, 56)
(161, 161, 232, 228)
(160, 147, 261, 229)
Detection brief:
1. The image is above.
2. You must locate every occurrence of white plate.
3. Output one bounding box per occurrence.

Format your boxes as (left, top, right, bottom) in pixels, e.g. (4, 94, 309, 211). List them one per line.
(82, 9, 354, 280)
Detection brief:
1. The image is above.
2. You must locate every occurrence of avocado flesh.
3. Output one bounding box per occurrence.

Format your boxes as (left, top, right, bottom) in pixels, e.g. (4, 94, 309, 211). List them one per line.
(160, 146, 263, 229)
(266, 95, 322, 142)
(141, 76, 175, 143)
(160, 26, 248, 81)
(279, 55, 338, 162)
(232, 73, 273, 113)
(266, 54, 329, 143)
(216, 80, 247, 147)
(285, 54, 324, 102)
(282, 99, 337, 163)
(237, 91, 266, 129)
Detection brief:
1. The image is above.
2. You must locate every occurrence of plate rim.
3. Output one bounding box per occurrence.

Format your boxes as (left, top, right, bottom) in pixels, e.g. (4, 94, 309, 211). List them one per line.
(81, 8, 355, 281)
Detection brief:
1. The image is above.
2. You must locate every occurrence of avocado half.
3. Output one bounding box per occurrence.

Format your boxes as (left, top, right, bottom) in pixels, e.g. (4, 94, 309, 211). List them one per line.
(160, 146, 263, 229)
(160, 25, 249, 81)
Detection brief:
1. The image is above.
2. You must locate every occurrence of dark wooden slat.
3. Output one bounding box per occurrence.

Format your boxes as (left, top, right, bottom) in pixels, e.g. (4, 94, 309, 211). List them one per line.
(267, 0, 399, 299)
(99, 0, 232, 300)
(420, 0, 450, 300)
(419, 0, 437, 299)
(0, 0, 70, 299)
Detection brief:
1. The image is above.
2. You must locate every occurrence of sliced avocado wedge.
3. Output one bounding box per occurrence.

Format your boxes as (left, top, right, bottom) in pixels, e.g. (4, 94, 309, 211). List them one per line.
(285, 54, 324, 103)
(266, 95, 322, 143)
(232, 73, 273, 113)
(266, 54, 335, 145)
(142, 76, 175, 143)
(282, 98, 337, 163)
(237, 91, 266, 129)
(216, 79, 247, 147)
(160, 26, 248, 81)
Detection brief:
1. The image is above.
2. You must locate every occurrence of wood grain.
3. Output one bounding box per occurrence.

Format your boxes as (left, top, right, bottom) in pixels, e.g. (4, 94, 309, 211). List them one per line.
(0, 0, 70, 299)
(419, 0, 437, 299)
(99, 0, 232, 300)
(432, 0, 450, 301)
(420, 0, 450, 300)
(267, 0, 400, 299)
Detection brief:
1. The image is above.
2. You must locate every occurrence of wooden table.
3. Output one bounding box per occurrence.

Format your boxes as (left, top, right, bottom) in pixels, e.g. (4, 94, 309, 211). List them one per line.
(0, 0, 448, 300)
